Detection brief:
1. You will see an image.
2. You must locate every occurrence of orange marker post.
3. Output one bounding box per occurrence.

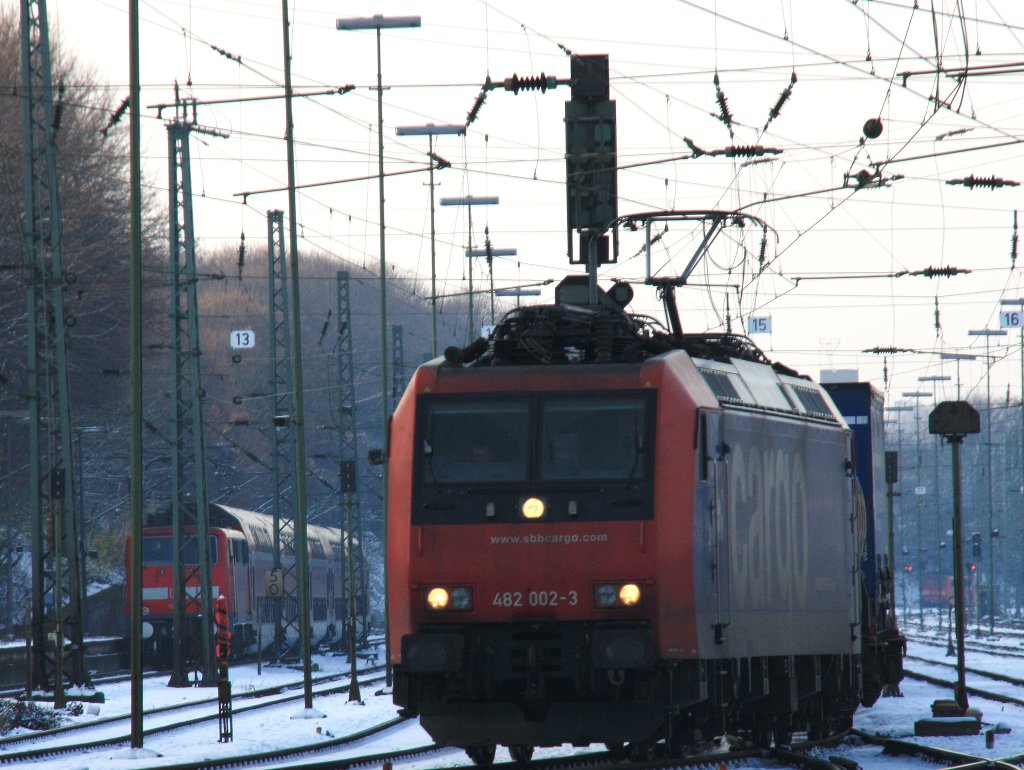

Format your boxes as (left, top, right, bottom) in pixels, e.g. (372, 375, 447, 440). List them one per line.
(215, 595, 233, 742)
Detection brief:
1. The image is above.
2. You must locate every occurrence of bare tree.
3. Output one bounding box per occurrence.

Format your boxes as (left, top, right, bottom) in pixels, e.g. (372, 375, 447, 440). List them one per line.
(0, 4, 164, 601)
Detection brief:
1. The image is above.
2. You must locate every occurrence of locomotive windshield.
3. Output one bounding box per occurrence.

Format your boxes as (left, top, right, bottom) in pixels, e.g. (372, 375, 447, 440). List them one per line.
(422, 400, 529, 484)
(540, 399, 646, 482)
(142, 535, 219, 566)
(414, 391, 654, 524)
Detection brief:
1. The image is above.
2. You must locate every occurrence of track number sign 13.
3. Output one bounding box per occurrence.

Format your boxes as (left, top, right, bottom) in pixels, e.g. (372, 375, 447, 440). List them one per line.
(230, 330, 255, 349)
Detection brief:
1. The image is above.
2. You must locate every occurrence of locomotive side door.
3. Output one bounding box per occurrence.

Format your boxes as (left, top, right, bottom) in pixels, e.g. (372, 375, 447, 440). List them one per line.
(701, 409, 730, 640)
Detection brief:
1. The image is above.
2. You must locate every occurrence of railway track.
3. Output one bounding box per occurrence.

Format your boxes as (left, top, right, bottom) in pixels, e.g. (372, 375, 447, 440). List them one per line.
(6, 712, 435, 770)
(0, 636, 126, 697)
(853, 730, 1024, 770)
(906, 652, 1024, 689)
(0, 636, 383, 699)
(3, 631, 1009, 770)
(0, 667, 386, 764)
(22, 732, 856, 770)
(0, 678, 991, 770)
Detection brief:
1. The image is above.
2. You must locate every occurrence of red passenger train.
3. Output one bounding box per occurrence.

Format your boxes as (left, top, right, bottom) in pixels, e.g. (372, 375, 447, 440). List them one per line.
(387, 276, 903, 763)
(125, 503, 367, 663)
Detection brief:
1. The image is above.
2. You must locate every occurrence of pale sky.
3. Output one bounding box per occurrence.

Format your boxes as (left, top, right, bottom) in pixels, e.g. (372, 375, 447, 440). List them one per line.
(39, 0, 1024, 403)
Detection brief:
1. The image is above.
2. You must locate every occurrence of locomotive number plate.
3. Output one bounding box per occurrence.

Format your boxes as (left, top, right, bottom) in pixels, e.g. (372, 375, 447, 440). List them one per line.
(492, 590, 578, 608)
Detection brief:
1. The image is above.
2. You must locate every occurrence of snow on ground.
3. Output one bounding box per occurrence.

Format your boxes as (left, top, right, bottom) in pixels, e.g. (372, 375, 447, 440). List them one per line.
(10, 636, 1024, 770)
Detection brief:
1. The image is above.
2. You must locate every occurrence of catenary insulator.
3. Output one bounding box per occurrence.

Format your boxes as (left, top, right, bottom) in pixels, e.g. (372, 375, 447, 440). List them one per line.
(502, 73, 557, 94)
(947, 174, 1020, 189)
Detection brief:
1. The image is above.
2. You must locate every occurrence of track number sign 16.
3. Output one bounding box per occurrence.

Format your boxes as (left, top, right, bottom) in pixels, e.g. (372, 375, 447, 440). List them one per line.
(230, 330, 255, 349)
(1000, 310, 1023, 329)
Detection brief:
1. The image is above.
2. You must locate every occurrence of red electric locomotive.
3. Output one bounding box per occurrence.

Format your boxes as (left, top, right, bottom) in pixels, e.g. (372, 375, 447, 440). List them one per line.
(125, 503, 367, 664)
(387, 276, 903, 763)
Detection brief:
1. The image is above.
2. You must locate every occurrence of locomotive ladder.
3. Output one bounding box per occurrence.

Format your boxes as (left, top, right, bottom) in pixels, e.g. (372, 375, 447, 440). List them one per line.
(20, 0, 88, 701)
(166, 99, 224, 686)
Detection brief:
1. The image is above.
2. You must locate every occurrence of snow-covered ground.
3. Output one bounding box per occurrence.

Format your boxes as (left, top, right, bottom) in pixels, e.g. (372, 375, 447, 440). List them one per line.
(9, 637, 1024, 770)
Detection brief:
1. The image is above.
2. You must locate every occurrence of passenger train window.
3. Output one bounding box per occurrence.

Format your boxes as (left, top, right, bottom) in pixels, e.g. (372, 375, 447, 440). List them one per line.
(232, 540, 249, 565)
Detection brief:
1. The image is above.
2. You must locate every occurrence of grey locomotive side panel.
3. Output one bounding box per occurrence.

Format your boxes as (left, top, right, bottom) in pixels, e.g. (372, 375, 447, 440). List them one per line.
(694, 409, 858, 658)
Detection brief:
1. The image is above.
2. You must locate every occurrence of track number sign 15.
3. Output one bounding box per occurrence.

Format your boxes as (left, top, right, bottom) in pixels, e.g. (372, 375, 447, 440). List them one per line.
(230, 330, 255, 349)
(747, 316, 772, 334)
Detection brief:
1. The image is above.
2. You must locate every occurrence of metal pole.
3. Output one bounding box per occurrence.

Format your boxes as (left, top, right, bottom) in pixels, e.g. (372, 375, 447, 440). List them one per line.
(895, 412, 906, 626)
(280, 0, 314, 710)
(903, 391, 930, 625)
(467, 204, 474, 342)
(395, 123, 462, 354)
(337, 10, 421, 692)
(884, 449, 898, 633)
(5, 427, 11, 636)
(982, 337, 996, 631)
(52, 471, 64, 708)
(950, 435, 969, 711)
(997, 301, 1024, 616)
(371, 26, 395, 691)
(920, 375, 950, 621)
(128, 0, 144, 747)
(969, 328, 1006, 631)
(76, 431, 85, 605)
(428, 134, 437, 357)
(346, 492, 360, 702)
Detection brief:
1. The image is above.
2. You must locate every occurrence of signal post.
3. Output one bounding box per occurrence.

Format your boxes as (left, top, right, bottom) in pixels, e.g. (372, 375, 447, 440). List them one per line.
(215, 596, 233, 743)
(915, 401, 981, 736)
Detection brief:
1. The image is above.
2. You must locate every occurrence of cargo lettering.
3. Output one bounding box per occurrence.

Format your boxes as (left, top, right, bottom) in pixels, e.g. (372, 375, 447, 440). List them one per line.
(728, 444, 809, 608)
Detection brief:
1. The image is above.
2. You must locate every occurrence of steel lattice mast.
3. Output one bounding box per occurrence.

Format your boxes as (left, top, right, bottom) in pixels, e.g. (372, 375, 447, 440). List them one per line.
(336, 271, 362, 700)
(19, 0, 87, 702)
(391, 325, 405, 404)
(167, 98, 219, 686)
(266, 209, 302, 659)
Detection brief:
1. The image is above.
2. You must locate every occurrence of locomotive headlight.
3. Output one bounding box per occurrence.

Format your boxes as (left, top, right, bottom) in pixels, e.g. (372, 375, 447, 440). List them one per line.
(425, 585, 473, 611)
(595, 584, 618, 608)
(426, 587, 450, 610)
(450, 587, 472, 610)
(619, 583, 641, 606)
(595, 582, 643, 608)
(521, 497, 545, 520)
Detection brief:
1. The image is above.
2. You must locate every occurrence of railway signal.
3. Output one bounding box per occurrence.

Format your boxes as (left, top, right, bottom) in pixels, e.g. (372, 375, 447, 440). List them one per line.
(215, 595, 233, 743)
(929, 400, 981, 719)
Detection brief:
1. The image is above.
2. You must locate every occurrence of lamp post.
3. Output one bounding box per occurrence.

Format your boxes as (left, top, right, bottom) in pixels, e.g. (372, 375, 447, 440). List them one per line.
(968, 327, 1007, 633)
(440, 195, 499, 341)
(999, 298, 1024, 616)
(496, 287, 542, 308)
(903, 390, 930, 624)
(336, 13, 421, 689)
(919, 375, 950, 610)
(886, 404, 913, 626)
(74, 426, 104, 600)
(940, 352, 977, 399)
(466, 230, 517, 325)
(395, 123, 464, 357)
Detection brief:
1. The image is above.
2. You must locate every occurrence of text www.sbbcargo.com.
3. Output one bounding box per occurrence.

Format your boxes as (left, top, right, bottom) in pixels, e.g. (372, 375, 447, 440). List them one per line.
(489, 533, 608, 545)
